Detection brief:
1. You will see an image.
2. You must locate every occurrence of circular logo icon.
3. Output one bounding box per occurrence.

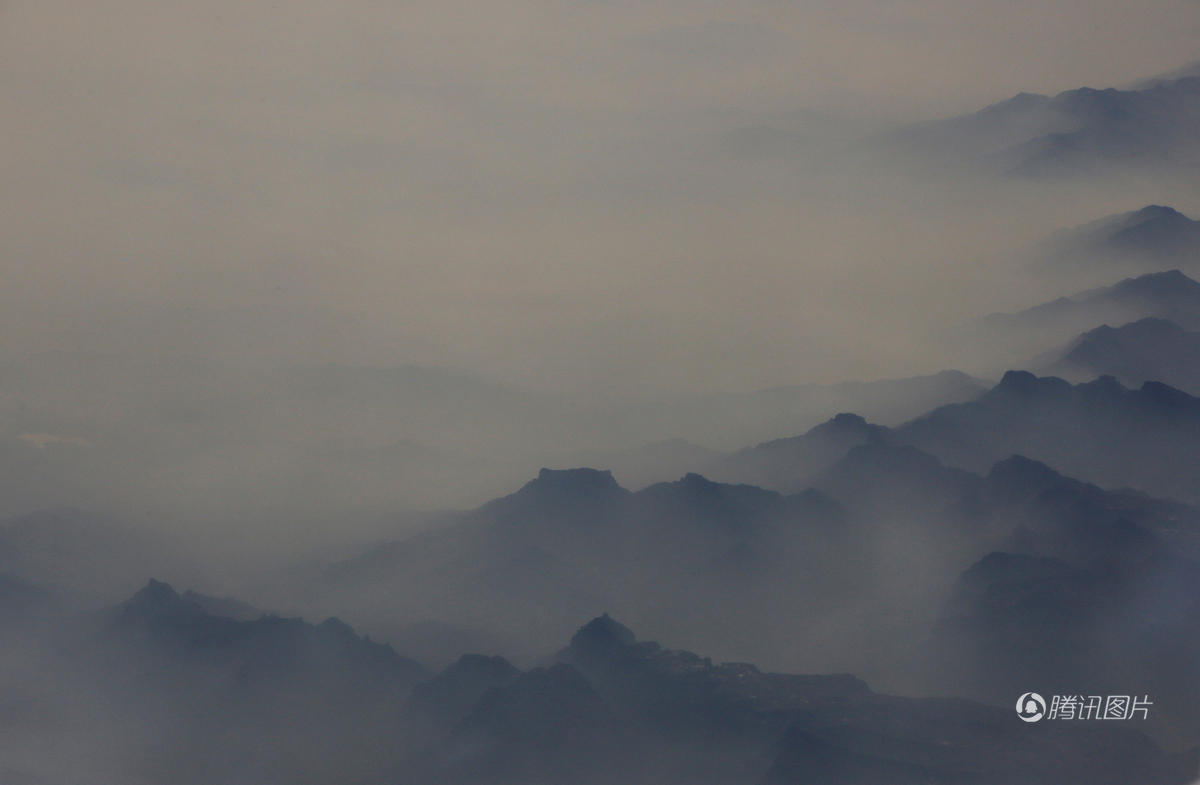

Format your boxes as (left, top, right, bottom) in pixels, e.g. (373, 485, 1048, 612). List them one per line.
(1016, 692, 1046, 722)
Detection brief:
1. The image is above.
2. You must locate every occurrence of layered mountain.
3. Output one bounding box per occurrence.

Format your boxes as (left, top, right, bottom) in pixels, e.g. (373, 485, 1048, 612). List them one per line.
(895, 371, 1200, 504)
(1036, 205, 1200, 281)
(893, 75, 1200, 176)
(310, 398, 1200, 685)
(1042, 317, 1200, 394)
(0, 348, 986, 514)
(929, 546, 1200, 745)
(54, 580, 429, 785)
(708, 412, 890, 493)
(403, 615, 1198, 785)
(965, 269, 1200, 367)
(314, 467, 852, 666)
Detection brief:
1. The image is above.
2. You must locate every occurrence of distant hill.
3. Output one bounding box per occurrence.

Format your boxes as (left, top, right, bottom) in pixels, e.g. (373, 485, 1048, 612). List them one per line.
(963, 269, 1200, 368)
(0, 348, 986, 514)
(709, 412, 890, 493)
(1039, 205, 1200, 278)
(404, 614, 1199, 785)
(892, 75, 1200, 177)
(1042, 317, 1200, 394)
(896, 371, 1200, 504)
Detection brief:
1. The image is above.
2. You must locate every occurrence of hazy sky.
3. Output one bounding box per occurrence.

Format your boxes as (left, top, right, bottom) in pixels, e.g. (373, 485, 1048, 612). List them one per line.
(3, 0, 1198, 395)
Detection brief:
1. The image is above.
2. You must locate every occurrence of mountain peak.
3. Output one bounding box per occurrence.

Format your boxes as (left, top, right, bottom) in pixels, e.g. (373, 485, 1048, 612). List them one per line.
(1139, 380, 1199, 408)
(989, 370, 1074, 399)
(118, 578, 202, 621)
(1113, 268, 1199, 294)
(528, 467, 622, 496)
(994, 369, 1037, 392)
(829, 412, 867, 427)
(126, 578, 180, 608)
(1133, 204, 1187, 221)
(679, 472, 718, 489)
(568, 613, 637, 657)
(485, 467, 629, 518)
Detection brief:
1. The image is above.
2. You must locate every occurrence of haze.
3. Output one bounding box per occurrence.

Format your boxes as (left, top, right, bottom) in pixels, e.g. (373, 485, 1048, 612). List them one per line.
(3, 0, 1198, 398)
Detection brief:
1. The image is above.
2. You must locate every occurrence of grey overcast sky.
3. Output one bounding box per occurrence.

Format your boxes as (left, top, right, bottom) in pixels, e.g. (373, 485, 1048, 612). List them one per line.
(2, 1, 1198, 395)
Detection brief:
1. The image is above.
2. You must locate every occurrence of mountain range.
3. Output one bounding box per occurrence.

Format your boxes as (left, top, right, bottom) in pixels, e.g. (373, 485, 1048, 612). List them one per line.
(893, 75, 1200, 177)
(6, 582, 1195, 785)
(1038, 205, 1200, 280)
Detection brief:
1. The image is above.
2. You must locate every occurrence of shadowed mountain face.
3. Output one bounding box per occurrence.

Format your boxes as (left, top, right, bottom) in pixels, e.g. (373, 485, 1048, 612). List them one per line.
(6, 580, 432, 785)
(894, 76, 1200, 177)
(1042, 206, 1200, 278)
(929, 549, 1200, 746)
(314, 467, 854, 667)
(708, 412, 891, 493)
(306, 408, 1200, 700)
(896, 371, 1200, 504)
(6, 376, 1200, 782)
(402, 615, 1198, 785)
(1043, 318, 1200, 394)
(964, 269, 1200, 368)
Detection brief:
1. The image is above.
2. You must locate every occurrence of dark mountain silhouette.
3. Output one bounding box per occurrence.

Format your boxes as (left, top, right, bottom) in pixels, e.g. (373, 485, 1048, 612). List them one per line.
(553, 616, 1195, 785)
(108, 579, 428, 692)
(65, 580, 432, 785)
(710, 412, 890, 492)
(402, 615, 1198, 783)
(814, 441, 979, 517)
(315, 467, 848, 664)
(312, 424, 1200, 691)
(406, 652, 522, 728)
(894, 75, 1200, 176)
(406, 662, 629, 785)
(896, 371, 1200, 504)
(928, 548, 1200, 745)
(1043, 317, 1200, 394)
(1041, 205, 1200, 278)
(977, 455, 1200, 563)
(968, 269, 1200, 366)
